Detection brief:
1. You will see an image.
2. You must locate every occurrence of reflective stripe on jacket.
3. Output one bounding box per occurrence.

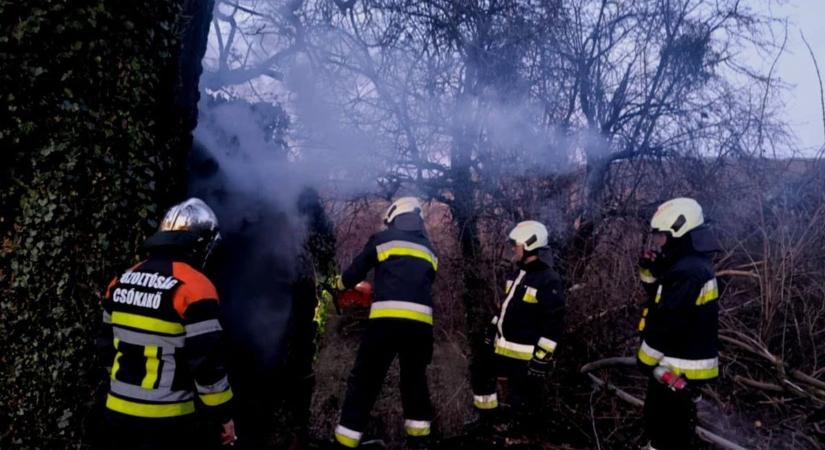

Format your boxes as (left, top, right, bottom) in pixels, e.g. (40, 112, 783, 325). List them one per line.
(495, 256, 564, 360)
(342, 218, 437, 325)
(636, 253, 720, 381)
(99, 256, 233, 420)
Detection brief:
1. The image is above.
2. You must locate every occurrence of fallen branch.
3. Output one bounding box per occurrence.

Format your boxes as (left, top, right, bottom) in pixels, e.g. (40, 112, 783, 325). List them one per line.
(720, 333, 825, 401)
(715, 269, 760, 279)
(584, 371, 748, 450)
(733, 375, 783, 393)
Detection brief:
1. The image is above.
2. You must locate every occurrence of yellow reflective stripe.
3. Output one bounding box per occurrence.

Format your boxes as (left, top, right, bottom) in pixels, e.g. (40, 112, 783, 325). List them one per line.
(111, 338, 122, 380)
(111, 311, 184, 335)
(405, 420, 431, 437)
(106, 394, 194, 418)
(670, 366, 719, 380)
(505, 280, 513, 294)
(537, 337, 557, 353)
(637, 341, 663, 367)
(377, 248, 438, 271)
(695, 279, 719, 306)
(199, 388, 233, 406)
(141, 345, 159, 389)
(523, 287, 538, 303)
(369, 309, 433, 325)
(661, 356, 719, 380)
(494, 336, 535, 360)
(640, 268, 656, 284)
(494, 346, 533, 360)
(638, 307, 649, 331)
(335, 434, 359, 448)
(473, 394, 499, 410)
(654, 286, 662, 304)
(334, 425, 362, 448)
(406, 428, 431, 437)
(638, 348, 658, 366)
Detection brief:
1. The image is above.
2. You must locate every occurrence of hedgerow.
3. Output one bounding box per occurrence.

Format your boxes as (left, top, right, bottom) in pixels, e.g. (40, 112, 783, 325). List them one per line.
(0, 1, 189, 447)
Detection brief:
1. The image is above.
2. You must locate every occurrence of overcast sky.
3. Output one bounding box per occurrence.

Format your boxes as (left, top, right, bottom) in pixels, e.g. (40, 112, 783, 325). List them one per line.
(753, 1, 825, 153)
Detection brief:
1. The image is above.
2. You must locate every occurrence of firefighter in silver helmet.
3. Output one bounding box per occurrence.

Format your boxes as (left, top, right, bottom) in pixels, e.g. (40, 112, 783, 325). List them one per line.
(636, 197, 721, 450)
(332, 197, 438, 449)
(97, 198, 236, 449)
(470, 220, 565, 435)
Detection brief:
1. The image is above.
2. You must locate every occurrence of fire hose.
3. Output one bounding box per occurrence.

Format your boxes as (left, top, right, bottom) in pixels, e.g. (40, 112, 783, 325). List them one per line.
(580, 356, 749, 450)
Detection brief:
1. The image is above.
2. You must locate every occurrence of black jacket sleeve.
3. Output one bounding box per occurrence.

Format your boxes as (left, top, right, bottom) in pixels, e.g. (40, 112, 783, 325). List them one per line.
(342, 235, 378, 288)
(535, 275, 565, 356)
(182, 299, 234, 424)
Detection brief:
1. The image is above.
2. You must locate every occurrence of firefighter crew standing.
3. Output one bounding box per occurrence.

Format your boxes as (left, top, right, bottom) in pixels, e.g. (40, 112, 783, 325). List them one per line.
(97, 198, 236, 449)
(636, 198, 720, 450)
(333, 197, 438, 449)
(470, 220, 565, 432)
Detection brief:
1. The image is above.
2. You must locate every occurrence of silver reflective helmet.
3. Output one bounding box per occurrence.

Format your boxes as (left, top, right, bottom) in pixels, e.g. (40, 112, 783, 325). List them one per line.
(160, 198, 219, 234)
(145, 198, 221, 267)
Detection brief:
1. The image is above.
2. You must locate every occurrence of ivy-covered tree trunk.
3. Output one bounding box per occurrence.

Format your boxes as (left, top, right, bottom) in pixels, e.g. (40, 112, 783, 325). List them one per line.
(0, 1, 214, 448)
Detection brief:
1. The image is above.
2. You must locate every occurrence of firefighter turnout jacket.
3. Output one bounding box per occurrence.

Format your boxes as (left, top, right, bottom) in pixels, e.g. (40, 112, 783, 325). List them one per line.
(341, 223, 438, 325)
(471, 252, 564, 411)
(334, 216, 438, 448)
(494, 254, 564, 362)
(98, 255, 233, 422)
(637, 251, 720, 381)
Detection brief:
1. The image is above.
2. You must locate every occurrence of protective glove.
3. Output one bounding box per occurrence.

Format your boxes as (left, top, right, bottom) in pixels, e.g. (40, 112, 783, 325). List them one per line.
(527, 350, 554, 379)
(328, 275, 345, 313)
(638, 249, 660, 269)
(330, 274, 346, 292)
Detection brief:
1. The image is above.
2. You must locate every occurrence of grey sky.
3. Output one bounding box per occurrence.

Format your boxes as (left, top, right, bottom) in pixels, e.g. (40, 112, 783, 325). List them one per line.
(755, 1, 825, 152)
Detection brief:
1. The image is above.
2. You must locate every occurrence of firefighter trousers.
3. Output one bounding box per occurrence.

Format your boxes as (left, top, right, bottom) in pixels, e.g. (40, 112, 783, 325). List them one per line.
(102, 410, 222, 450)
(471, 344, 544, 428)
(643, 378, 699, 450)
(336, 319, 434, 447)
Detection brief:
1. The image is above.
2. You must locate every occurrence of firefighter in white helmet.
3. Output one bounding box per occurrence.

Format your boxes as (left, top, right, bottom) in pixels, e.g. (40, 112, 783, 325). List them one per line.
(469, 220, 565, 435)
(332, 197, 438, 449)
(636, 198, 721, 450)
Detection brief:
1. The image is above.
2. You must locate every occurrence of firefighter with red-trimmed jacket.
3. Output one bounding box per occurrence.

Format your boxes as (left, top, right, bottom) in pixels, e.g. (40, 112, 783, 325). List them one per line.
(470, 220, 565, 433)
(332, 197, 438, 449)
(636, 197, 721, 450)
(97, 198, 236, 449)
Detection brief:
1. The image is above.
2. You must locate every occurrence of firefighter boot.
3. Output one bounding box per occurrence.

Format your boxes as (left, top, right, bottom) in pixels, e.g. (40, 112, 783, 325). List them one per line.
(462, 407, 502, 435)
(404, 434, 432, 450)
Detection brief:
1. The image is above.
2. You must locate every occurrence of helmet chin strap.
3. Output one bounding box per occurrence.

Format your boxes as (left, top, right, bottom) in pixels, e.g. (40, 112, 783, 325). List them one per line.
(518, 250, 539, 265)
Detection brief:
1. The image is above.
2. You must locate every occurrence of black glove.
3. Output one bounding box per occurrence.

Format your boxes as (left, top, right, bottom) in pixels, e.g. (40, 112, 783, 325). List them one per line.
(527, 354, 554, 379)
(638, 249, 661, 270)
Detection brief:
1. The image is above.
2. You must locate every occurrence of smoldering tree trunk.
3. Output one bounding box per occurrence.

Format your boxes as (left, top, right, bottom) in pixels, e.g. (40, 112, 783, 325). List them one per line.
(449, 145, 493, 353)
(168, 0, 216, 199)
(562, 149, 610, 281)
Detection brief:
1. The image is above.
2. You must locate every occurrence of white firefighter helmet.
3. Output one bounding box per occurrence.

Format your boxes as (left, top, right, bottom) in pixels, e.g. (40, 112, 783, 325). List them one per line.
(144, 198, 221, 266)
(650, 197, 704, 238)
(508, 220, 549, 252)
(384, 197, 423, 224)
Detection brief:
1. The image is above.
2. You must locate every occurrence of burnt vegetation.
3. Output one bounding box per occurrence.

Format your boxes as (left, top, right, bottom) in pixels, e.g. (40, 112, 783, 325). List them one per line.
(2, 0, 825, 449)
